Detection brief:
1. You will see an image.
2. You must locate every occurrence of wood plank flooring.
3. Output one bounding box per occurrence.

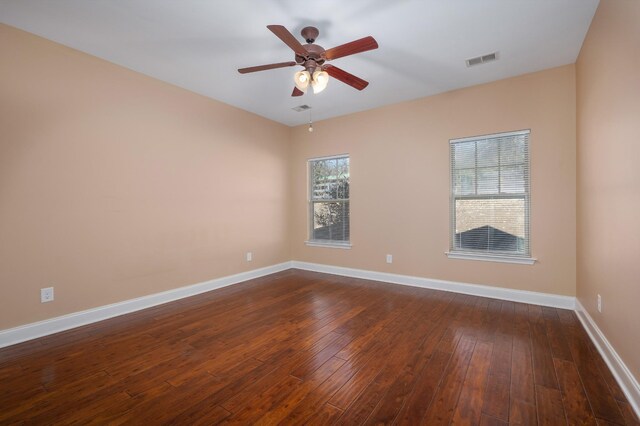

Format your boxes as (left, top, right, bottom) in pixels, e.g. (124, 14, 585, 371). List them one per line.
(1, 269, 638, 425)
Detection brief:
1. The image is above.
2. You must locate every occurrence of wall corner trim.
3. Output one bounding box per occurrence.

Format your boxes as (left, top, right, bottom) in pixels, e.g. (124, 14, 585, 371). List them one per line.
(291, 261, 575, 309)
(575, 300, 640, 417)
(0, 262, 292, 349)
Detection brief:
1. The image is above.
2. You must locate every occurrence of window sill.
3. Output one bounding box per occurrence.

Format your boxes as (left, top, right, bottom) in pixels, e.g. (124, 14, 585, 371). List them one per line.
(305, 241, 352, 250)
(445, 251, 536, 265)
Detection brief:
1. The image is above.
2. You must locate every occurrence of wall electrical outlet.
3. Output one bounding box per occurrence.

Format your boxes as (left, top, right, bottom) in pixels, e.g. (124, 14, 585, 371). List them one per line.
(597, 294, 602, 313)
(41, 287, 54, 303)
(246, 252, 253, 262)
(386, 254, 393, 264)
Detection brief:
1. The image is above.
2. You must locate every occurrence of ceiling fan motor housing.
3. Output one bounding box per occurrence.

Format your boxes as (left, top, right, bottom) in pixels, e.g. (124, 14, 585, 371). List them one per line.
(301, 26, 319, 43)
(298, 44, 325, 68)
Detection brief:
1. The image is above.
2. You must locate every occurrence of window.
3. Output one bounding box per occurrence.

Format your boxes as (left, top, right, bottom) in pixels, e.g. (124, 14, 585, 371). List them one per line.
(448, 130, 533, 263)
(307, 155, 350, 247)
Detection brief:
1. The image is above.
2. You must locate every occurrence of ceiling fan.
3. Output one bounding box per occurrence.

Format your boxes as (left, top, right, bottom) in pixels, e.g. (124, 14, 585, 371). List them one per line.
(238, 25, 378, 96)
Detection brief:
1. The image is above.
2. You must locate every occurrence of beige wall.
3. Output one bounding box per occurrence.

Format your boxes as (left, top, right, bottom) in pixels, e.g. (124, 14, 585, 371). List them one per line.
(0, 24, 291, 329)
(576, 0, 640, 380)
(290, 65, 577, 296)
(0, 23, 580, 334)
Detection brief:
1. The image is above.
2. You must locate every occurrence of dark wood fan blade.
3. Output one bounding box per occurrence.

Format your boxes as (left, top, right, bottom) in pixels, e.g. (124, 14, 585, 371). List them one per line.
(267, 25, 308, 57)
(292, 87, 304, 97)
(324, 36, 378, 61)
(323, 65, 369, 90)
(238, 61, 297, 74)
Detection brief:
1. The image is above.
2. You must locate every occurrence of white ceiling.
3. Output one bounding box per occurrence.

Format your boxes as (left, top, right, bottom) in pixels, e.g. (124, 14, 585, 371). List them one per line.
(0, 0, 599, 126)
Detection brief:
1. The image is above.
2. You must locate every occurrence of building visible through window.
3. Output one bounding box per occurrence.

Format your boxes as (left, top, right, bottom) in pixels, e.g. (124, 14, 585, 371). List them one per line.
(450, 130, 530, 257)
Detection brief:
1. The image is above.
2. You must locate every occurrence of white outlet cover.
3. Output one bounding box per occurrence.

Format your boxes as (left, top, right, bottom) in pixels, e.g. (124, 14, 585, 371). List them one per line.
(386, 254, 393, 264)
(246, 252, 252, 262)
(41, 287, 54, 303)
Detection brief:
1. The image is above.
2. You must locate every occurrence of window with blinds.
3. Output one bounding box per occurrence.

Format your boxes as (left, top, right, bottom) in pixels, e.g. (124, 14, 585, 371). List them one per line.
(450, 130, 530, 257)
(308, 155, 350, 244)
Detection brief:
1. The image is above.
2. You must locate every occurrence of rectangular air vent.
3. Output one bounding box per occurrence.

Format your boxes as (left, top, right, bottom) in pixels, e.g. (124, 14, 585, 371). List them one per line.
(466, 52, 499, 67)
(292, 105, 312, 112)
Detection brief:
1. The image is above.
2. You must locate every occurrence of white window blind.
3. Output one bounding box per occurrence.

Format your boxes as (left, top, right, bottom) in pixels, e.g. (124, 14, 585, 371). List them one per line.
(450, 130, 530, 257)
(308, 155, 350, 244)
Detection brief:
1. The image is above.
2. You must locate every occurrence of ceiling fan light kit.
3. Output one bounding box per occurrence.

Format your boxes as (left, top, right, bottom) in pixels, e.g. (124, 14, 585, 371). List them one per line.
(294, 69, 328, 94)
(294, 70, 310, 93)
(311, 70, 329, 94)
(238, 25, 378, 97)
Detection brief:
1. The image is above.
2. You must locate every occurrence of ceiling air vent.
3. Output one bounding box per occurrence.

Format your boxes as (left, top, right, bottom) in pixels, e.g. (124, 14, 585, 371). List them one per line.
(466, 52, 499, 67)
(292, 105, 312, 112)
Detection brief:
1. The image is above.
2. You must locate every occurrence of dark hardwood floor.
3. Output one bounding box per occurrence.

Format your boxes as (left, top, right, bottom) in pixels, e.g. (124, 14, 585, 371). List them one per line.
(1, 270, 638, 425)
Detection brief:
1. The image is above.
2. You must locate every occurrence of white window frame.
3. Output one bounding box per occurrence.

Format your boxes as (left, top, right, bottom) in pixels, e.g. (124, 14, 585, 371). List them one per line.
(305, 154, 351, 249)
(446, 130, 536, 265)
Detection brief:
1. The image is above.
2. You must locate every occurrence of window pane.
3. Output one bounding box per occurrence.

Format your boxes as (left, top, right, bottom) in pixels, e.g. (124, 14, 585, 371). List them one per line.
(453, 169, 475, 195)
(501, 165, 526, 193)
(311, 160, 333, 199)
(453, 143, 475, 169)
(312, 201, 350, 241)
(454, 198, 526, 253)
(500, 137, 526, 165)
(311, 158, 349, 200)
(477, 167, 499, 194)
(476, 140, 499, 167)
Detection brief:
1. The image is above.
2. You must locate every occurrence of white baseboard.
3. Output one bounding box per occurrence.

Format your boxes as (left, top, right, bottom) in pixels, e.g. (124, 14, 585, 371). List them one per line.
(291, 261, 575, 309)
(575, 300, 640, 417)
(0, 262, 291, 349)
(0, 260, 574, 349)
